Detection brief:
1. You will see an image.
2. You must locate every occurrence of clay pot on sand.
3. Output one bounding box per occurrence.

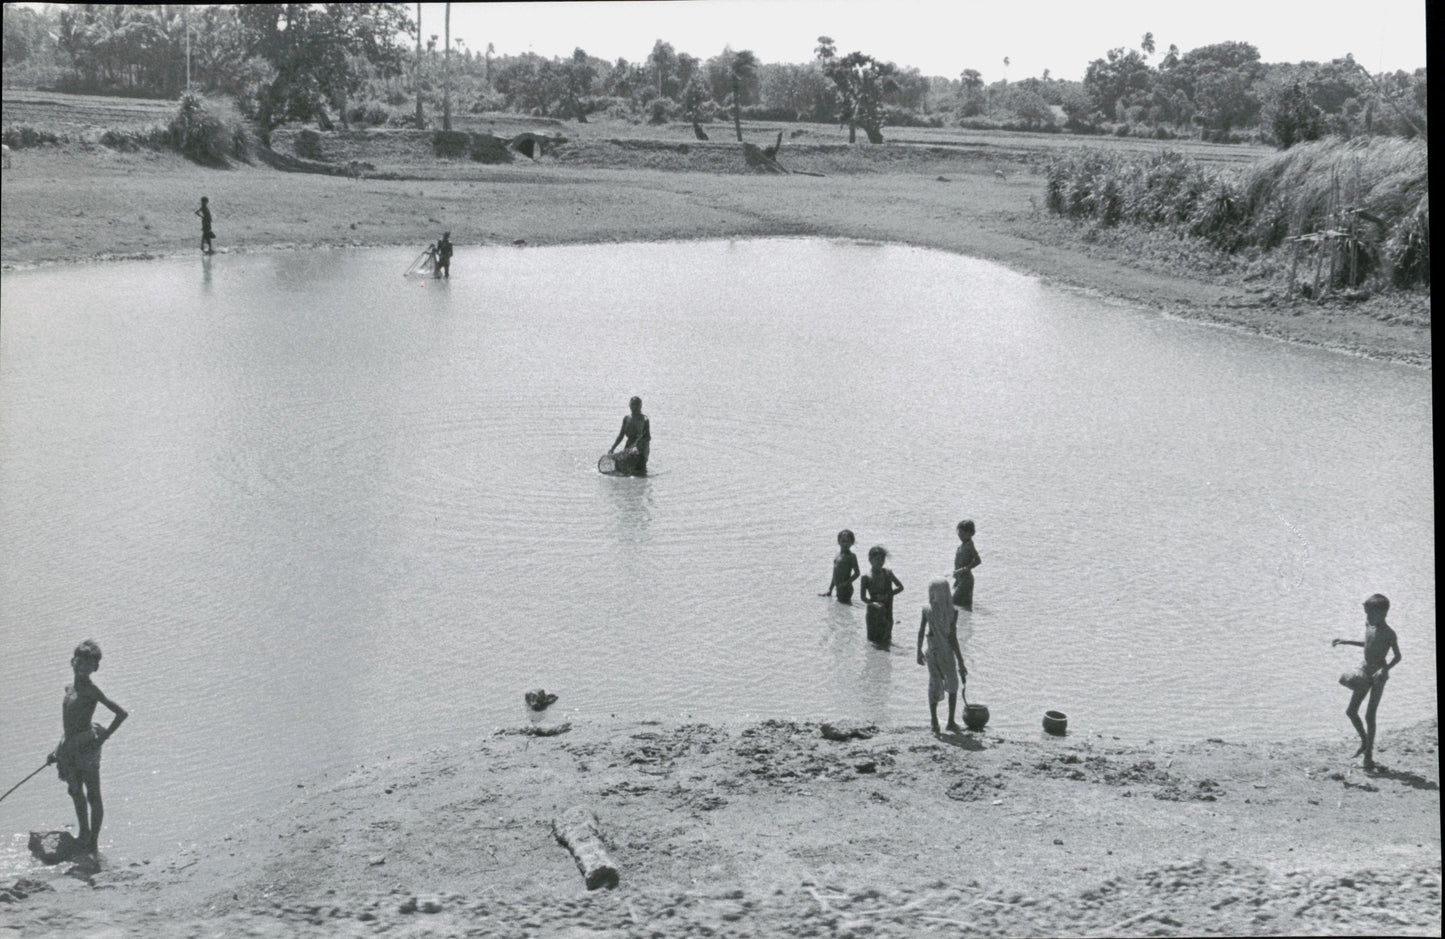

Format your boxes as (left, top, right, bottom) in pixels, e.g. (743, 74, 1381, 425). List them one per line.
(1042, 710, 1068, 736)
(962, 703, 990, 731)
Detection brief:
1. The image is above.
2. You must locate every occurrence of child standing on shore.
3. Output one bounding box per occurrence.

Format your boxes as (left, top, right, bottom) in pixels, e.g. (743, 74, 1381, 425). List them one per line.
(952, 519, 982, 610)
(819, 529, 860, 604)
(47, 640, 128, 853)
(860, 546, 903, 646)
(1332, 593, 1402, 771)
(918, 579, 967, 733)
(195, 196, 215, 255)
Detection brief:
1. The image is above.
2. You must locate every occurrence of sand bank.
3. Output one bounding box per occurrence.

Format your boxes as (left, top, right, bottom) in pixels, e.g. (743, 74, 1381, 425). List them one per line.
(3, 717, 1438, 937)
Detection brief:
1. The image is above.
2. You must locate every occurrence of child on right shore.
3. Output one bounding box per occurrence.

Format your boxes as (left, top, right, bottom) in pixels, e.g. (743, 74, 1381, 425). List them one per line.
(952, 519, 982, 610)
(1332, 593, 1402, 771)
(819, 529, 860, 604)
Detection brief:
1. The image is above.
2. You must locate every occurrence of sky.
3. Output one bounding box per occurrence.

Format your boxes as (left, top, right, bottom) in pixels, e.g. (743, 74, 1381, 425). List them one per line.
(419, 0, 1429, 81)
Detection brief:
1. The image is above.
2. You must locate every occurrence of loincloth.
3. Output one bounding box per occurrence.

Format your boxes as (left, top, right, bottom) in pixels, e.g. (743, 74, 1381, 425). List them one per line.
(52, 723, 104, 784)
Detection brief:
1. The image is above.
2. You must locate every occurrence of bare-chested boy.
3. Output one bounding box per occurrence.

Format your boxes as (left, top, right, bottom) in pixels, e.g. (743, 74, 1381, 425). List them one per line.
(1332, 594, 1401, 771)
(47, 640, 128, 853)
(819, 529, 861, 604)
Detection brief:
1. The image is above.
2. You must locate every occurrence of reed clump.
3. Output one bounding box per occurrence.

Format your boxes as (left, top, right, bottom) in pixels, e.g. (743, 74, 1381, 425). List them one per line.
(1046, 137, 1429, 291)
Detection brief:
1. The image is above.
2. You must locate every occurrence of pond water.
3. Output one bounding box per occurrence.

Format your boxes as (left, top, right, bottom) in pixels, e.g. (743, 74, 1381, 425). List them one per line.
(0, 238, 1434, 869)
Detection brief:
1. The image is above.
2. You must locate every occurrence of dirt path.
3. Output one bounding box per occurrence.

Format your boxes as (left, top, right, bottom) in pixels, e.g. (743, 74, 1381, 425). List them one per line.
(3, 718, 1438, 937)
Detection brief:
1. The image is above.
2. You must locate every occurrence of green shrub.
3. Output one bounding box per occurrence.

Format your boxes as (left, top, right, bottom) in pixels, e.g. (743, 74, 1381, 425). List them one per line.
(432, 129, 470, 158)
(2, 124, 63, 147)
(294, 128, 324, 160)
(167, 92, 235, 165)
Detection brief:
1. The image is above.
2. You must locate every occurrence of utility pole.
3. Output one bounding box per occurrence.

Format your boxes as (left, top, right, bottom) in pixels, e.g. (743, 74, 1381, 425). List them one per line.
(184, 5, 191, 92)
(443, 2, 452, 131)
(414, 2, 424, 127)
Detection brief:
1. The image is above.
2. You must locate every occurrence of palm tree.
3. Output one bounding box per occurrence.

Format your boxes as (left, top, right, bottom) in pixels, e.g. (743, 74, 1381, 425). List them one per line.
(728, 49, 758, 142)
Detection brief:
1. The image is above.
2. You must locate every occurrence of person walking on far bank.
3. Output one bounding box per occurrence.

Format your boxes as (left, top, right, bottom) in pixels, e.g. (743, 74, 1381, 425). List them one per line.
(952, 519, 982, 610)
(47, 640, 128, 854)
(918, 578, 967, 734)
(608, 396, 650, 476)
(1332, 593, 1402, 771)
(195, 196, 215, 255)
(434, 231, 453, 278)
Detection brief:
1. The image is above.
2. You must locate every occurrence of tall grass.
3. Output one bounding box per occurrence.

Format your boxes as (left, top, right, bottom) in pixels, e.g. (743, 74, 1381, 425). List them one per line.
(1046, 137, 1429, 290)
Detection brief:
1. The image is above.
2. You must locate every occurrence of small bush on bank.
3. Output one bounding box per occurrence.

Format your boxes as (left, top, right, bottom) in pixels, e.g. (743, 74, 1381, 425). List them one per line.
(167, 92, 240, 165)
(882, 107, 944, 129)
(2, 124, 64, 147)
(647, 98, 677, 125)
(346, 102, 392, 127)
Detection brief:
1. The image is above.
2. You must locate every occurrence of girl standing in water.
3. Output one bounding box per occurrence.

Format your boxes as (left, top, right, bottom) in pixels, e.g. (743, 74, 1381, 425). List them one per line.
(48, 640, 128, 853)
(860, 545, 903, 646)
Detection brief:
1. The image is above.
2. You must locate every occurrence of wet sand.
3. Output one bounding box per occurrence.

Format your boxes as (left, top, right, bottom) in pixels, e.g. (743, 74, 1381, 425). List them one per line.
(4, 718, 1438, 936)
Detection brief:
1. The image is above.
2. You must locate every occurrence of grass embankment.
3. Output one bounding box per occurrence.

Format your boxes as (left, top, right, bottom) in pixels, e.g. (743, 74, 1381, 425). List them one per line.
(1040, 137, 1429, 329)
(0, 90, 1430, 366)
(3, 718, 1439, 937)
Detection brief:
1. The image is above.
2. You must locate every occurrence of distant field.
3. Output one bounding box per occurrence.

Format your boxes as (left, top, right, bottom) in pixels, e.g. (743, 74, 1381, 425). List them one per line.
(2, 88, 174, 131)
(2, 89, 1269, 175)
(447, 110, 1268, 168)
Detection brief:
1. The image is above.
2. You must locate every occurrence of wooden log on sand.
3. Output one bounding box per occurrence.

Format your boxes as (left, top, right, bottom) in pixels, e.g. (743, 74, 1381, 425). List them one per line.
(552, 807, 619, 890)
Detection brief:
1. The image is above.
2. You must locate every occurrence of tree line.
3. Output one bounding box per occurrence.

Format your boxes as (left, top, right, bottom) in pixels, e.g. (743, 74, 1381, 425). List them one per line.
(2, 5, 1427, 146)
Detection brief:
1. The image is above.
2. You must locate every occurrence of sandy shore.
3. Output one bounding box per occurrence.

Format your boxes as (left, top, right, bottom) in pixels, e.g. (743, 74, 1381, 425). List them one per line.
(3, 717, 1438, 937)
(0, 145, 1430, 368)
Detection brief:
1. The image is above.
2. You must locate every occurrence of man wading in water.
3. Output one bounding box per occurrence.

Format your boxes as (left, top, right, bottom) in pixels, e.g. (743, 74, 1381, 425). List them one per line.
(48, 640, 128, 854)
(608, 396, 651, 476)
(434, 231, 453, 278)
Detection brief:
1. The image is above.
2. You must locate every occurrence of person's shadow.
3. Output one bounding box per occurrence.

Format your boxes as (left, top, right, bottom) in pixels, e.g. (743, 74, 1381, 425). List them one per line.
(1365, 764, 1439, 791)
(932, 729, 986, 751)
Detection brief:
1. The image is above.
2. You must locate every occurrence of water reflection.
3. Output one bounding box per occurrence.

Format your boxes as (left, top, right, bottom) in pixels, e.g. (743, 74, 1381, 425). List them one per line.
(603, 474, 653, 544)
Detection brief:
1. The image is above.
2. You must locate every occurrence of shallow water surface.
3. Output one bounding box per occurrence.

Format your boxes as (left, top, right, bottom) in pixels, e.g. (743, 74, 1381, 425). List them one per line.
(0, 239, 1434, 867)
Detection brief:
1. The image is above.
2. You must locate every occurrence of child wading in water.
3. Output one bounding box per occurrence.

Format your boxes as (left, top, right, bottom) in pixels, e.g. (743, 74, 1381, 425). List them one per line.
(952, 519, 982, 610)
(819, 529, 861, 604)
(859, 546, 903, 646)
(918, 578, 967, 733)
(47, 640, 128, 853)
(1332, 593, 1402, 771)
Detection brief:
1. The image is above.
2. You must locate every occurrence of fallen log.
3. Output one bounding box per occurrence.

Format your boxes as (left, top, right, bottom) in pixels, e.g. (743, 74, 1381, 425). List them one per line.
(552, 807, 619, 890)
(742, 142, 788, 174)
(741, 140, 825, 177)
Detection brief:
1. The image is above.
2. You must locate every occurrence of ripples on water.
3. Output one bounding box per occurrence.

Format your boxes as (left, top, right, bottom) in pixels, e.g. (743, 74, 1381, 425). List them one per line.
(0, 239, 1434, 866)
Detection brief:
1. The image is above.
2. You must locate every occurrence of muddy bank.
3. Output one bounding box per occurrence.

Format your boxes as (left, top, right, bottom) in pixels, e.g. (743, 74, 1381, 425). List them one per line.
(0, 146, 1429, 368)
(3, 717, 1438, 937)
